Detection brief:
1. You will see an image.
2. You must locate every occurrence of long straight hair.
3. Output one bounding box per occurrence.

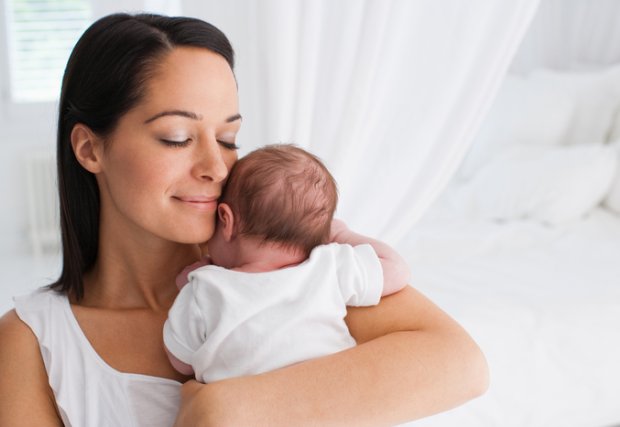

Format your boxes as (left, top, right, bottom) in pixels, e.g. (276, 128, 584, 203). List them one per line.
(50, 13, 235, 300)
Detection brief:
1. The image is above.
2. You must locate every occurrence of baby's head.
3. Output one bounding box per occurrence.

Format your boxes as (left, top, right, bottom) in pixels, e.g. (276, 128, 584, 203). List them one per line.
(208, 144, 338, 267)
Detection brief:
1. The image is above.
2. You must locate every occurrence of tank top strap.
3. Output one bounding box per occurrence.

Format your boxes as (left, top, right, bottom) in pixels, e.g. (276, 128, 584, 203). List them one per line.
(13, 287, 67, 372)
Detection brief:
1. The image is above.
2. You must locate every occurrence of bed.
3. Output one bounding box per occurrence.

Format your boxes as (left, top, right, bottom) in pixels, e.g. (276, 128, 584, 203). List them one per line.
(396, 207, 620, 427)
(396, 65, 620, 427)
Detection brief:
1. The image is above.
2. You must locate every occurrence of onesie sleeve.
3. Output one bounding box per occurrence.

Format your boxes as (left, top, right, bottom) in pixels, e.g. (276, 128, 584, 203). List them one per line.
(334, 243, 383, 307)
(163, 282, 207, 365)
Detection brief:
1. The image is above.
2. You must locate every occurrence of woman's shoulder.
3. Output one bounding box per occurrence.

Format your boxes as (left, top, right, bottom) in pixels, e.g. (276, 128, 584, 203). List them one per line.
(4, 287, 67, 358)
(0, 304, 45, 366)
(0, 307, 38, 349)
(0, 309, 63, 425)
(0, 308, 46, 384)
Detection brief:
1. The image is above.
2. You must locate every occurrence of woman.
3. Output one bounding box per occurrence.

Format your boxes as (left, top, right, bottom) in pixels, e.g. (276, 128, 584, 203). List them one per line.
(0, 13, 488, 426)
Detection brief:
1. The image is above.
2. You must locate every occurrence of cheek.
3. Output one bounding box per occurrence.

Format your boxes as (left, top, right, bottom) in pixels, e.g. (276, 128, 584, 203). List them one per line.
(108, 147, 173, 204)
(224, 149, 238, 172)
(102, 143, 185, 232)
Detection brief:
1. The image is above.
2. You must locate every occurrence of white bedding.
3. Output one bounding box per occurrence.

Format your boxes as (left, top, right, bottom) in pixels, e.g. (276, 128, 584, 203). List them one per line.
(397, 207, 620, 427)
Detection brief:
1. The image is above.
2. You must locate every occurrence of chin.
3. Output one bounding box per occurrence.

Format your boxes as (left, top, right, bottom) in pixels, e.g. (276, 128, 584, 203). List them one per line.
(172, 227, 215, 245)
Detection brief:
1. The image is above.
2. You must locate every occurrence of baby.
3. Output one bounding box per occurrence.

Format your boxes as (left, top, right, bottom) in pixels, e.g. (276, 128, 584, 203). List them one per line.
(163, 144, 410, 382)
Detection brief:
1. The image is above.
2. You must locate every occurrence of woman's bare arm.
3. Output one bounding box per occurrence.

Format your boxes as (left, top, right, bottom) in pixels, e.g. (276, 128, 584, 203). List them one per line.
(175, 286, 489, 426)
(0, 310, 63, 426)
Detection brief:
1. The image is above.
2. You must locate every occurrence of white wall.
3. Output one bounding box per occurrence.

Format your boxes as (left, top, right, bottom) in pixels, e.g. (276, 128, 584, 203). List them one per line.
(0, 0, 57, 256)
(0, 104, 56, 256)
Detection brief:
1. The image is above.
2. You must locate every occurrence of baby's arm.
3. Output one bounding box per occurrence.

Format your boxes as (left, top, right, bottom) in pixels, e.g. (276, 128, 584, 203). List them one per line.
(166, 269, 211, 377)
(330, 219, 410, 296)
(166, 258, 211, 374)
(166, 347, 195, 376)
(176, 256, 212, 290)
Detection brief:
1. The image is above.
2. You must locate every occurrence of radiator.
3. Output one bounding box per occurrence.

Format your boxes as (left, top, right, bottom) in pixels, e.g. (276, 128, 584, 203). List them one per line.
(25, 150, 60, 256)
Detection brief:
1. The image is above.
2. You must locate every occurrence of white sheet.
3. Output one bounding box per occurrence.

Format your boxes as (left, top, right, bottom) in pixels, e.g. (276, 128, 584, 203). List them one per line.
(397, 207, 620, 427)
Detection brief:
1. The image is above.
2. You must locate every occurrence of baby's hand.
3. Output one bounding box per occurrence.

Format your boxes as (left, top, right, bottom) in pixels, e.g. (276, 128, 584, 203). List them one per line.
(329, 218, 350, 242)
(175, 256, 212, 290)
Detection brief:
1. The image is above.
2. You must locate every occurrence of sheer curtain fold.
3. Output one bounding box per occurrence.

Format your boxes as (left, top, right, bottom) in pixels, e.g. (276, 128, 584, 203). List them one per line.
(182, 0, 540, 243)
(510, 0, 620, 73)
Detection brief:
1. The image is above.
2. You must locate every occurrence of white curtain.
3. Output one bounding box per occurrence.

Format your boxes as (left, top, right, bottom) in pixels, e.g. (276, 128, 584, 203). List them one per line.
(183, 0, 540, 243)
(510, 0, 620, 74)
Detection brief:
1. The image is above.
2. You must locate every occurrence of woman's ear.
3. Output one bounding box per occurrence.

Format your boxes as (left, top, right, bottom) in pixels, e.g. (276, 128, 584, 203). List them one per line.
(71, 123, 103, 173)
(217, 203, 235, 242)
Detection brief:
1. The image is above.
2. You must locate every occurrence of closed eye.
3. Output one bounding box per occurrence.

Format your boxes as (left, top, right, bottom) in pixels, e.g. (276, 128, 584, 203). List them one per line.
(160, 138, 191, 147)
(160, 138, 239, 150)
(218, 140, 240, 150)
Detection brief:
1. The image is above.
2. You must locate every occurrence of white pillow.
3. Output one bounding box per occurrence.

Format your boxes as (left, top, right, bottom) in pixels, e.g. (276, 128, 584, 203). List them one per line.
(457, 144, 617, 225)
(457, 74, 575, 180)
(604, 142, 620, 214)
(531, 66, 620, 146)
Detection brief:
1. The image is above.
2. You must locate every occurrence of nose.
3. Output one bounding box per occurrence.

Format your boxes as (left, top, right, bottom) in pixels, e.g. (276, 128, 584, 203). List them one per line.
(191, 135, 229, 183)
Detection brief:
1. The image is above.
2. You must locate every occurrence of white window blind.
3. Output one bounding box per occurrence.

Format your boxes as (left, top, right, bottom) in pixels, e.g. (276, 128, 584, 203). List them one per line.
(5, 0, 91, 102)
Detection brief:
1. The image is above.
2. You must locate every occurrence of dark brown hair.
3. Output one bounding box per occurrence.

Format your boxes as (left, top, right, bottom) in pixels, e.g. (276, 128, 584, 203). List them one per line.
(51, 13, 235, 300)
(221, 144, 338, 256)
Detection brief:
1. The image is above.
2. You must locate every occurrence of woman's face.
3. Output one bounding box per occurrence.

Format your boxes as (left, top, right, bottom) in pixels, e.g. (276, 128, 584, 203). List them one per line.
(95, 46, 240, 245)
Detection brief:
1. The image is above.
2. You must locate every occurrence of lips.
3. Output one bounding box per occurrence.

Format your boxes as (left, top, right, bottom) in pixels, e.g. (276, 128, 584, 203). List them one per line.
(173, 195, 219, 211)
(175, 195, 219, 203)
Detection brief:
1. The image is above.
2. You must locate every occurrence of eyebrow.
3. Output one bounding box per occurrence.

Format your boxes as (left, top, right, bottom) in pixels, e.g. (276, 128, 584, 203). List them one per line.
(144, 110, 242, 124)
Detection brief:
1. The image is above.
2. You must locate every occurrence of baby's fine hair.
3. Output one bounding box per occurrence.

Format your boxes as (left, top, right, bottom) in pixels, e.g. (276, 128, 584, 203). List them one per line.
(221, 144, 338, 256)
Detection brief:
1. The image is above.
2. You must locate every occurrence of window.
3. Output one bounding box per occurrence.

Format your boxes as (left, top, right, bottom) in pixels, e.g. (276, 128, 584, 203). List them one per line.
(4, 0, 91, 103)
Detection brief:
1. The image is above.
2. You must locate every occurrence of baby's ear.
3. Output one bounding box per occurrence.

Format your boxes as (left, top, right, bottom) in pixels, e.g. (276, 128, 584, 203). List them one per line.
(218, 203, 235, 241)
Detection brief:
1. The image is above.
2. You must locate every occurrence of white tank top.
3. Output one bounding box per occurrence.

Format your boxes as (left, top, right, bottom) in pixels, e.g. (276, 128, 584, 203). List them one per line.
(14, 288, 181, 427)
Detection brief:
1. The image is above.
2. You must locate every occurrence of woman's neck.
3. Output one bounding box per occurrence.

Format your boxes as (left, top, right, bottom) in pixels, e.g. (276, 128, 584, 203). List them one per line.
(80, 222, 201, 311)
